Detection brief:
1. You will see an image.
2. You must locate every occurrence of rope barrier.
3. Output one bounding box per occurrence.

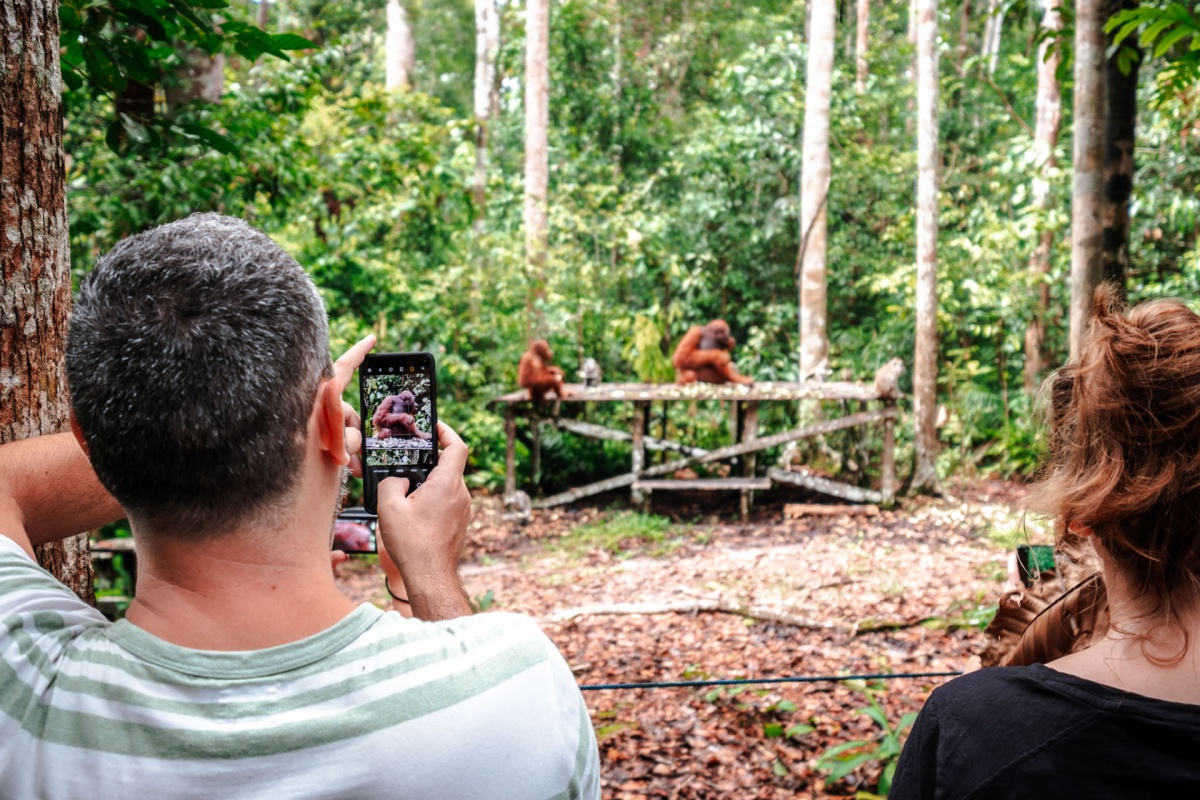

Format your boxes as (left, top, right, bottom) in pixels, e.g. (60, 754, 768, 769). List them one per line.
(579, 670, 962, 691)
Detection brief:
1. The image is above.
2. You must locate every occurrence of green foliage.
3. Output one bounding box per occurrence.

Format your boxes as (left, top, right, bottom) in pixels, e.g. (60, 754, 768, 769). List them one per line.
(61, 0, 315, 156)
(627, 315, 674, 383)
(815, 681, 919, 797)
(60, 0, 1200, 490)
(470, 588, 497, 613)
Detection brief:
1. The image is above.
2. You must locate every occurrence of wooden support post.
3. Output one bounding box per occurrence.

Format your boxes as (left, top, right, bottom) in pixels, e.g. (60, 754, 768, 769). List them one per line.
(531, 413, 542, 489)
(631, 400, 649, 508)
(504, 406, 517, 496)
(740, 401, 759, 520)
(643, 402, 654, 467)
(881, 399, 896, 506)
(729, 400, 741, 467)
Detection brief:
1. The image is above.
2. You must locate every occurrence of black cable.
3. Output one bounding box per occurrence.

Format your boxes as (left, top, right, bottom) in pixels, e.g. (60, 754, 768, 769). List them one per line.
(579, 670, 961, 691)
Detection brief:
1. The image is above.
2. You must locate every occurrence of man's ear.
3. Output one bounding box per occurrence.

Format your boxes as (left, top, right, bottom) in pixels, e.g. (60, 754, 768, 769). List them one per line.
(316, 379, 351, 466)
(69, 412, 90, 457)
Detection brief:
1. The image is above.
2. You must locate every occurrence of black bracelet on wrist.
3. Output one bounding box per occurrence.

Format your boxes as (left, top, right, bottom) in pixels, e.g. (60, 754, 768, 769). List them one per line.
(384, 577, 410, 605)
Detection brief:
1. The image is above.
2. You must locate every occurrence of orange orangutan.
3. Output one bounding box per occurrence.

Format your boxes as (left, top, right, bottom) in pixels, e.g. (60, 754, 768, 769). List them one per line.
(371, 390, 432, 439)
(518, 340, 575, 404)
(672, 319, 753, 385)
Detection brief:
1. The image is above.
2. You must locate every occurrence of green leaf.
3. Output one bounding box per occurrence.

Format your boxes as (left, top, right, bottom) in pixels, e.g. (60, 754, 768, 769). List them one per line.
(860, 703, 889, 729)
(270, 33, 318, 52)
(775, 699, 798, 713)
(818, 739, 871, 761)
(822, 752, 875, 782)
(1139, 18, 1176, 46)
(176, 123, 241, 156)
(785, 723, 816, 738)
(1154, 26, 1193, 57)
(104, 117, 125, 154)
(1111, 19, 1143, 47)
(763, 722, 784, 738)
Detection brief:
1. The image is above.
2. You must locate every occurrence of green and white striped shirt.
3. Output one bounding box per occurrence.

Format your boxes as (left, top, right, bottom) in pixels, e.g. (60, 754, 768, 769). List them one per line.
(0, 536, 600, 799)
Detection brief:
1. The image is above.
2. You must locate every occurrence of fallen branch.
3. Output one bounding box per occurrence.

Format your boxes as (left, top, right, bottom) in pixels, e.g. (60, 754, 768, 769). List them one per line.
(545, 596, 840, 631)
(853, 617, 940, 634)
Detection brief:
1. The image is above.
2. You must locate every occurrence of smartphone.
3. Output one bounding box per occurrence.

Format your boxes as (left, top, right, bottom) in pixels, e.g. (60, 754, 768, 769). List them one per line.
(1016, 544, 1056, 587)
(360, 352, 438, 515)
(334, 507, 377, 554)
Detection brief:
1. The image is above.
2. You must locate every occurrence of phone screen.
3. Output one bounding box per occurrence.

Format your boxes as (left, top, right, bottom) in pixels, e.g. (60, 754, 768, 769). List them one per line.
(333, 508, 377, 554)
(360, 352, 438, 516)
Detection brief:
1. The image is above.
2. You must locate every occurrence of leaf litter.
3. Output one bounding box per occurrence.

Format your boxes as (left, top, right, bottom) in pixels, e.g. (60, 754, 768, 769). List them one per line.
(336, 480, 1039, 798)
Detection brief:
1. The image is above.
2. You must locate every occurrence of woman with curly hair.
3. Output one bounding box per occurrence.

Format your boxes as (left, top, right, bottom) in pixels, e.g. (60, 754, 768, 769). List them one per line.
(891, 285, 1200, 797)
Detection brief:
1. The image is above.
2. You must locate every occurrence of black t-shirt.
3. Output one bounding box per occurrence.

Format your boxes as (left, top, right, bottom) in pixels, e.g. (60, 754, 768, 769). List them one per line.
(890, 664, 1200, 799)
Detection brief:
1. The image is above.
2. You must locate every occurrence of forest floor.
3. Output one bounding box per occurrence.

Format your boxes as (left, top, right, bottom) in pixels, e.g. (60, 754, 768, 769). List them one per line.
(335, 479, 1045, 799)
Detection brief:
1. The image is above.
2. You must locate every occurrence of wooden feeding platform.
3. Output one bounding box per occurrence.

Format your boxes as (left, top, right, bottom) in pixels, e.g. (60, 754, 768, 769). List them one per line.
(492, 381, 899, 518)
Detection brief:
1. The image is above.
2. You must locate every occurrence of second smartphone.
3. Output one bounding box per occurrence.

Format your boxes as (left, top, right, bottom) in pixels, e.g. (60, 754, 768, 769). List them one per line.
(359, 352, 438, 516)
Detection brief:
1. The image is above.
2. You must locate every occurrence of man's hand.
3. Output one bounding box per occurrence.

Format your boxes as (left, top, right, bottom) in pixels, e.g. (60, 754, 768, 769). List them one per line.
(376, 422, 472, 621)
(325, 335, 375, 474)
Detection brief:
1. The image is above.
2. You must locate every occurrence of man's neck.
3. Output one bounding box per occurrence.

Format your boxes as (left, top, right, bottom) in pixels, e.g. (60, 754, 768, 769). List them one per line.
(124, 528, 358, 651)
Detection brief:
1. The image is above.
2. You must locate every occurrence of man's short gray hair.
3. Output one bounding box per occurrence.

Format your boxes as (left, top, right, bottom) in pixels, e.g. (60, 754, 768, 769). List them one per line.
(67, 214, 332, 536)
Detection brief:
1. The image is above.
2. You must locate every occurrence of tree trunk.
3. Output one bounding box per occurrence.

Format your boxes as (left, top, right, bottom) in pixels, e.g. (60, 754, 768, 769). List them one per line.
(798, 0, 835, 381)
(473, 0, 500, 216)
(0, 0, 94, 602)
(524, 0, 551, 290)
(981, 0, 1002, 76)
(1101, 0, 1139, 294)
(1023, 0, 1063, 392)
(166, 49, 225, 109)
(855, 0, 869, 93)
(959, 0, 971, 63)
(257, 0, 270, 30)
(1070, 0, 1106, 356)
(912, 0, 941, 494)
(386, 0, 416, 92)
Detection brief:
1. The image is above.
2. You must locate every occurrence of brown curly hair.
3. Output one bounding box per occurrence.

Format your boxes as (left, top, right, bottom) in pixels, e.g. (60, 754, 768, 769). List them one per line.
(1030, 284, 1200, 657)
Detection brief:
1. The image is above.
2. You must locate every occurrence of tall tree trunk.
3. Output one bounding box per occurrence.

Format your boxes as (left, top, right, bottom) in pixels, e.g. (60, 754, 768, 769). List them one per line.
(855, 0, 869, 93)
(912, 0, 941, 494)
(386, 0, 416, 92)
(473, 0, 500, 216)
(166, 49, 225, 109)
(798, 0, 835, 381)
(0, 0, 94, 601)
(257, 0, 270, 30)
(1101, 0, 1139, 293)
(524, 0, 551, 301)
(981, 0, 1002, 76)
(1070, 0, 1106, 356)
(1024, 0, 1063, 392)
(959, 0, 971, 64)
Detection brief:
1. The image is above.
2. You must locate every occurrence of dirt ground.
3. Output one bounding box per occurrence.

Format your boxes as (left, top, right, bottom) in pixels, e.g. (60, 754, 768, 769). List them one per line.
(335, 481, 1043, 799)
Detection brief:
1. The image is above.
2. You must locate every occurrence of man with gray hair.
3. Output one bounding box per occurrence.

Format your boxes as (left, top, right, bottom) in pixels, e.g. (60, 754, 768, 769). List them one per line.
(0, 214, 600, 799)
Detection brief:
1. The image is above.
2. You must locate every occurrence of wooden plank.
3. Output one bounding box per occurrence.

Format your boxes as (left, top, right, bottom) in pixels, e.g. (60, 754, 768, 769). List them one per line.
(492, 380, 895, 405)
(641, 408, 896, 479)
(634, 478, 772, 491)
(784, 503, 880, 517)
(768, 467, 884, 504)
(532, 472, 637, 509)
(549, 417, 709, 457)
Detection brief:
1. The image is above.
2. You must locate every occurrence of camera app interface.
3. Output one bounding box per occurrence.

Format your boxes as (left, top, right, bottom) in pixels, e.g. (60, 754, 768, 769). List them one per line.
(362, 358, 436, 496)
